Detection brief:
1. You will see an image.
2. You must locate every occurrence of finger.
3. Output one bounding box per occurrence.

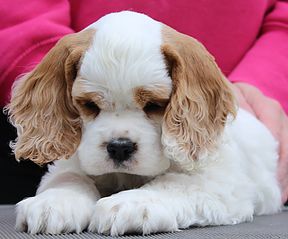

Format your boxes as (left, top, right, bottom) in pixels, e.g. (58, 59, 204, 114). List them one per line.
(277, 117, 288, 203)
(282, 188, 288, 204)
(256, 99, 284, 141)
(232, 84, 254, 114)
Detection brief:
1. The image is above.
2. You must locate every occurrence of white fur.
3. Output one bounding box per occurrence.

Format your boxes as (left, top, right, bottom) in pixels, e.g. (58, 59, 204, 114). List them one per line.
(81, 11, 170, 109)
(16, 11, 282, 235)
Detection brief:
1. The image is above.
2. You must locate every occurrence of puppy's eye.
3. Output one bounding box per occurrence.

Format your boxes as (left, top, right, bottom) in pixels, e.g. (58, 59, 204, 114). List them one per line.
(143, 101, 166, 114)
(84, 101, 100, 114)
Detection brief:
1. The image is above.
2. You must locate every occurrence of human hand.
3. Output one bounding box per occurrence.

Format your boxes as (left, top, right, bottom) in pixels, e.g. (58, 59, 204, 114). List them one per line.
(232, 82, 288, 204)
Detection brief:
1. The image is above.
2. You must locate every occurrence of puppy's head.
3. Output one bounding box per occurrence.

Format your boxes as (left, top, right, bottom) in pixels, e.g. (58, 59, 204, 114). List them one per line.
(7, 11, 235, 176)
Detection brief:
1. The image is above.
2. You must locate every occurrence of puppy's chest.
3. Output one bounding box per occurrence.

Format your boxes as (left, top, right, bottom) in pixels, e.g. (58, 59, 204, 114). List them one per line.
(89, 173, 152, 197)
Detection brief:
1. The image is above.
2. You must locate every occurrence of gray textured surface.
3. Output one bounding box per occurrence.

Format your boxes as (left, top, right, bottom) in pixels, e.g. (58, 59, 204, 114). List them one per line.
(0, 205, 287, 239)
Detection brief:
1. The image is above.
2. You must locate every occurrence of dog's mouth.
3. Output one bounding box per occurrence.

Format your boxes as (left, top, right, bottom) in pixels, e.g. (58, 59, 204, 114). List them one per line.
(111, 154, 139, 170)
(90, 172, 153, 197)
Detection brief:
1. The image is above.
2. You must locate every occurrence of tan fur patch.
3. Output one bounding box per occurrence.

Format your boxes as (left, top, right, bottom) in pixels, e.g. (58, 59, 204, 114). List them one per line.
(161, 25, 236, 160)
(134, 86, 171, 120)
(7, 29, 95, 165)
(134, 86, 171, 108)
(72, 90, 103, 119)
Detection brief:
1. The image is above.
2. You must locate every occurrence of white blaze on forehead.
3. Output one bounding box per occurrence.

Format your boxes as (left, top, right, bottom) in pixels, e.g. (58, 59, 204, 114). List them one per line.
(79, 11, 171, 109)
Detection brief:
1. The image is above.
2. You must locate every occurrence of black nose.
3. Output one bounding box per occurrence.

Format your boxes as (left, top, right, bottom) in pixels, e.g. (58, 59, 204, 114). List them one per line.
(106, 138, 137, 164)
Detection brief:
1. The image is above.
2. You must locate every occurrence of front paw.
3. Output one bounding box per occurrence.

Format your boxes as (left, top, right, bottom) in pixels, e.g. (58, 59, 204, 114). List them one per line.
(16, 188, 95, 234)
(88, 190, 178, 236)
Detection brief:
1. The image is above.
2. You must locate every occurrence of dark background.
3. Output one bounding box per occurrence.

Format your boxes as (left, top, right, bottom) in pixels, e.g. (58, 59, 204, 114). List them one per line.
(0, 109, 46, 204)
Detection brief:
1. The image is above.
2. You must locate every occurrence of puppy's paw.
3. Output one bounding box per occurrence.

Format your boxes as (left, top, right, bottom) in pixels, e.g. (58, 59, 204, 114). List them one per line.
(16, 188, 95, 234)
(88, 190, 178, 236)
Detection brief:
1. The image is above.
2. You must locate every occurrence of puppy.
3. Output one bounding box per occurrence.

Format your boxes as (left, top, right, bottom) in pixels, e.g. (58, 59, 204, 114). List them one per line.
(7, 11, 281, 235)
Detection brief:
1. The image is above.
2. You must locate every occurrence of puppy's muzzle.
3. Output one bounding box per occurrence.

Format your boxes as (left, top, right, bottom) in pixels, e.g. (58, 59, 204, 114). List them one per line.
(106, 138, 137, 164)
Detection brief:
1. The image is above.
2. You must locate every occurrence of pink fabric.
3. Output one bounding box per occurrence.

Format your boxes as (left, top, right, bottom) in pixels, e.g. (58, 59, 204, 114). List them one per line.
(0, 0, 288, 112)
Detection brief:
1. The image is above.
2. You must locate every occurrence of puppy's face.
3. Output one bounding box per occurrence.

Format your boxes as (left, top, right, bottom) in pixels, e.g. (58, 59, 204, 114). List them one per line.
(73, 18, 172, 175)
(7, 11, 236, 176)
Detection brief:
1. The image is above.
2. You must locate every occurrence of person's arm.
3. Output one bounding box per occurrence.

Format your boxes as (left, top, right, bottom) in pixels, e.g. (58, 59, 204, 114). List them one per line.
(229, 0, 288, 113)
(0, 0, 74, 106)
(229, 0, 288, 203)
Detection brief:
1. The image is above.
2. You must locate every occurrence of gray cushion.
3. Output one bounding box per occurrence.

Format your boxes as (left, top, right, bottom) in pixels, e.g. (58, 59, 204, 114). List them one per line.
(0, 205, 287, 239)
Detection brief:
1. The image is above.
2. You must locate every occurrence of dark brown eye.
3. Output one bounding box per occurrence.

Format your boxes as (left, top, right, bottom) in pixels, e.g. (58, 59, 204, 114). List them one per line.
(84, 101, 100, 114)
(143, 101, 166, 114)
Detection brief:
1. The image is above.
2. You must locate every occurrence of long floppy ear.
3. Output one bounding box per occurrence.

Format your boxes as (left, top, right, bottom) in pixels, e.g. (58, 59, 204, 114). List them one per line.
(6, 29, 95, 165)
(161, 25, 236, 170)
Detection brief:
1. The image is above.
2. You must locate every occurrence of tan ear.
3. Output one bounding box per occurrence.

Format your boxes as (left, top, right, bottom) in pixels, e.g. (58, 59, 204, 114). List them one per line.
(6, 29, 95, 165)
(161, 25, 236, 168)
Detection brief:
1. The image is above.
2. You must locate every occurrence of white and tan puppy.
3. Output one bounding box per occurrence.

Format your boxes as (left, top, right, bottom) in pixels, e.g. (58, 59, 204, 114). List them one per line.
(7, 11, 281, 235)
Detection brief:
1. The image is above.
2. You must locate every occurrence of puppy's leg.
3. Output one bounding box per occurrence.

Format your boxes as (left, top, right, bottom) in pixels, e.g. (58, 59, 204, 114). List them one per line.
(89, 172, 279, 236)
(16, 156, 100, 234)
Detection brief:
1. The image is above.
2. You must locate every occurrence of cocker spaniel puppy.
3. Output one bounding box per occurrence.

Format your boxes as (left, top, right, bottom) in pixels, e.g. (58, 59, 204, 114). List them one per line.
(7, 11, 281, 235)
